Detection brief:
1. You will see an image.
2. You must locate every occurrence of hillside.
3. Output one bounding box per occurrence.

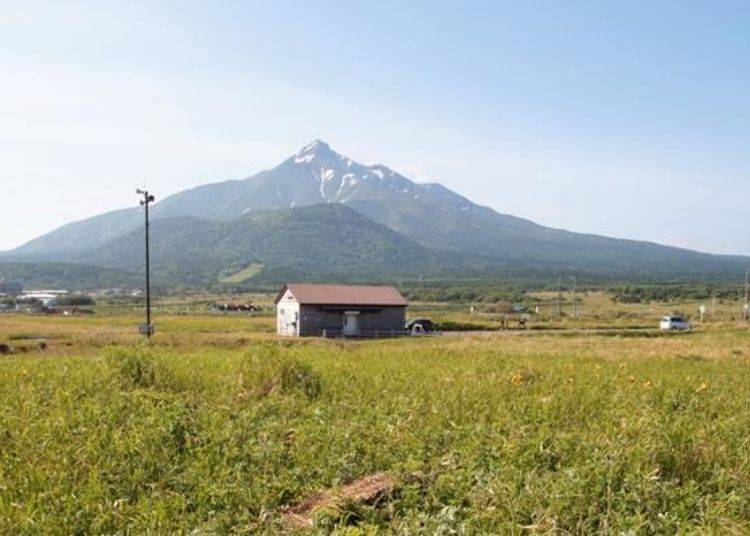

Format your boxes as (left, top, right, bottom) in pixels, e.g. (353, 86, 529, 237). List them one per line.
(6, 140, 749, 283)
(0, 262, 142, 291)
(72, 204, 479, 286)
(8, 208, 141, 258)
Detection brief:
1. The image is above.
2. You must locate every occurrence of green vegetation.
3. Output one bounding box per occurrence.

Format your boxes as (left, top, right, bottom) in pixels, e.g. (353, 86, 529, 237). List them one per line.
(1, 308, 750, 532)
(609, 283, 744, 303)
(72, 205, 474, 286)
(0, 262, 141, 291)
(220, 263, 264, 284)
(54, 294, 96, 306)
(432, 320, 494, 331)
(402, 284, 531, 304)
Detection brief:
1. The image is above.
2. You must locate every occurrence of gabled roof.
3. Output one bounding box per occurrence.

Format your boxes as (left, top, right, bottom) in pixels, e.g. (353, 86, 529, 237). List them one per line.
(274, 284, 407, 306)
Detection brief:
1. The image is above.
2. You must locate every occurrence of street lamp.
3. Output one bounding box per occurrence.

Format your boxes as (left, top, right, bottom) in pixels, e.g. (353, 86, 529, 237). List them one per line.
(137, 189, 155, 338)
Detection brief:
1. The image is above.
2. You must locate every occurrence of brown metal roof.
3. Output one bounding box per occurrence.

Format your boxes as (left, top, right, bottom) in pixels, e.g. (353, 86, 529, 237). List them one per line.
(275, 284, 407, 306)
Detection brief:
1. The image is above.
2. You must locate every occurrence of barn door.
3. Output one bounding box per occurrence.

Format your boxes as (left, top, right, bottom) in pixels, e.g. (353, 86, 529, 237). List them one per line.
(342, 311, 359, 336)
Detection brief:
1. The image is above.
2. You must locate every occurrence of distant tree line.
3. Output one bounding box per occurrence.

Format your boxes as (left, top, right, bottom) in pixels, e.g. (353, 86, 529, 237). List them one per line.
(402, 286, 530, 303)
(55, 295, 96, 306)
(608, 284, 742, 303)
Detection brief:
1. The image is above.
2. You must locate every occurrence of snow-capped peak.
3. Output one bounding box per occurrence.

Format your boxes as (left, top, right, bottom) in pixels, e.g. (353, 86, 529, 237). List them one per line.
(284, 140, 451, 206)
(293, 140, 335, 163)
(298, 139, 330, 154)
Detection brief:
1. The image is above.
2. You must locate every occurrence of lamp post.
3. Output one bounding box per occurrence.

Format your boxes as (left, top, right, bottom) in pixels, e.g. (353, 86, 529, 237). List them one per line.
(137, 189, 155, 338)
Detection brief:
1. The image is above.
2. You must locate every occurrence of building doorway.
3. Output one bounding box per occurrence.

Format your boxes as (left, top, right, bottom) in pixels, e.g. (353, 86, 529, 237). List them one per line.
(342, 311, 359, 336)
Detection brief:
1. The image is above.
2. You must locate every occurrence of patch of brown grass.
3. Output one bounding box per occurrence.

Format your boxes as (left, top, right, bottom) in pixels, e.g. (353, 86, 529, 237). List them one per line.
(281, 472, 399, 528)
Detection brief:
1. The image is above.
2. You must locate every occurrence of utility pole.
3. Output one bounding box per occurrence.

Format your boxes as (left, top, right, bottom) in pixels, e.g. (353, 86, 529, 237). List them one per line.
(137, 189, 155, 338)
(571, 276, 578, 319)
(557, 277, 562, 316)
(745, 268, 749, 321)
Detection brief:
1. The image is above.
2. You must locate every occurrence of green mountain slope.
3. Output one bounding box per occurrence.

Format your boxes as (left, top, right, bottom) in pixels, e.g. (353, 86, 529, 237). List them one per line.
(346, 193, 748, 279)
(73, 204, 478, 285)
(0, 262, 142, 291)
(8, 208, 140, 258)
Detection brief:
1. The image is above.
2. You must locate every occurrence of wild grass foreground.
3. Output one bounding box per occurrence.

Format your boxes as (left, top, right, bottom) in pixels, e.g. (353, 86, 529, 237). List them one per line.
(1, 319, 749, 533)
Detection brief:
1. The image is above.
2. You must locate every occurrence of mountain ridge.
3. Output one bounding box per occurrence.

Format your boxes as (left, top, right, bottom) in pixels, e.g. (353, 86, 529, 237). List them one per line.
(5, 140, 749, 284)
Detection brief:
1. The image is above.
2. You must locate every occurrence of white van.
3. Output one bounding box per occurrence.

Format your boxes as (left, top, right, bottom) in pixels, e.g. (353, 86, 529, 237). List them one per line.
(660, 315, 692, 331)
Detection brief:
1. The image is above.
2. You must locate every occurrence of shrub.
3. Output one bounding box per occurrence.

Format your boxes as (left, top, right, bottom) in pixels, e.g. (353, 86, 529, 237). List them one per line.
(433, 321, 492, 332)
(55, 295, 96, 306)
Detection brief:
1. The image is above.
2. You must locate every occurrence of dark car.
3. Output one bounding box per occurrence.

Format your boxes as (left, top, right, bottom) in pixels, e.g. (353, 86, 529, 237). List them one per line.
(405, 318, 435, 334)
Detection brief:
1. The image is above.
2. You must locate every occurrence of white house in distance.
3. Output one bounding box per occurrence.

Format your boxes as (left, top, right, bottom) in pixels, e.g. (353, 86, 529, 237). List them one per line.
(275, 283, 408, 337)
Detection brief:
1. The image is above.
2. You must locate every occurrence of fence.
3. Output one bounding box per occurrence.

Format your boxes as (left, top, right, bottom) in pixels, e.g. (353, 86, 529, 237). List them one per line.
(318, 329, 409, 339)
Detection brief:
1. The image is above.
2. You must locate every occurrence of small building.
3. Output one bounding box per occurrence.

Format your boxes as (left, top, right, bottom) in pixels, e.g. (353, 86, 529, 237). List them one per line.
(275, 283, 408, 337)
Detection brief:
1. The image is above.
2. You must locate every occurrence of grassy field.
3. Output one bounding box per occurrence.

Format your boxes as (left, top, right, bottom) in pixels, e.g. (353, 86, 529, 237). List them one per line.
(1, 305, 750, 533)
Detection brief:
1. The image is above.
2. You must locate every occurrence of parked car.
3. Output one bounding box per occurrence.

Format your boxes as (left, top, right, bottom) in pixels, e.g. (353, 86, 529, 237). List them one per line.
(660, 315, 692, 331)
(405, 318, 434, 335)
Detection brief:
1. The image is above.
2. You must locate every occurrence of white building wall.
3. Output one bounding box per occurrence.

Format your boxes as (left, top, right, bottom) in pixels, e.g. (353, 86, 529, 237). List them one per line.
(276, 289, 300, 336)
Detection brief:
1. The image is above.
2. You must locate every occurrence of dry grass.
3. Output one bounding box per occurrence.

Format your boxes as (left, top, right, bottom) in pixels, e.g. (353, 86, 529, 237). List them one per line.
(281, 472, 399, 528)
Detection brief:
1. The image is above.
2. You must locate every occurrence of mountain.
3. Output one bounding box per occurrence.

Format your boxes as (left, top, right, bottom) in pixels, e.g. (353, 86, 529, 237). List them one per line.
(0, 262, 142, 291)
(7, 140, 423, 257)
(8, 208, 140, 258)
(6, 140, 749, 284)
(73, 204, 486, 286)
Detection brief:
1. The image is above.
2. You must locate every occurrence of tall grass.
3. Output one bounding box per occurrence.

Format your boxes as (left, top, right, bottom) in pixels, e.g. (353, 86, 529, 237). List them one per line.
(0, 330, 749, 532)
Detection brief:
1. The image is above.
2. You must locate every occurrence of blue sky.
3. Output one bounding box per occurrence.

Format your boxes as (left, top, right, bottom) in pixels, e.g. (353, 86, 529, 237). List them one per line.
(1, 1, 749, 253)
